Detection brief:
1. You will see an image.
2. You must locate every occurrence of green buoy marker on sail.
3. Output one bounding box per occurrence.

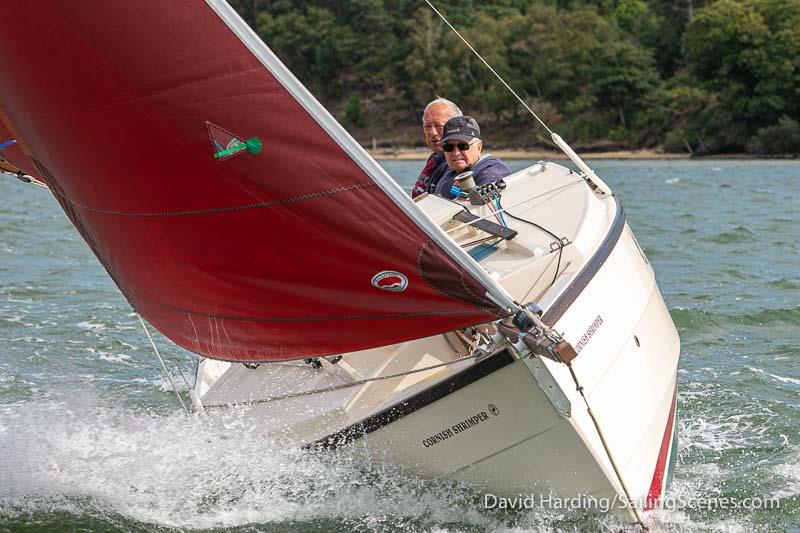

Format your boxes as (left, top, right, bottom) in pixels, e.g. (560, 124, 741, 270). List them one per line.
(206, 121, 262, 161)
(213, 137, 262, 159)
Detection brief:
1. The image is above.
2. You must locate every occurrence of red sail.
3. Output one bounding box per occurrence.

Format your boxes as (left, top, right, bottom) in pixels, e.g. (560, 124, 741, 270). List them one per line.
(0, 1, 508, 362)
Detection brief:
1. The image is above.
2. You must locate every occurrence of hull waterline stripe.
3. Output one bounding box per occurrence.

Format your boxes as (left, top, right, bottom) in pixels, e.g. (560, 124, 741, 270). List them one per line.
(644, 382, 678, 511)
(309, 202, 627, 448)
(542, 199, 625, 326)
(305, 349, 515, 450)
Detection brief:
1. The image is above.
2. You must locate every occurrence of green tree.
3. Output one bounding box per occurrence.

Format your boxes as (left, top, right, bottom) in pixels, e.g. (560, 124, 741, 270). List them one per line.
(228, 0, 800, 153)
(256, 7, 340, 95)
(748, 116, 800, 154)
(684, 0, 800, 149)
(614, 0, 662, 52)
(587, 40, 659, 140)
(403, 7, 458, 108)
(342, 93, 366, 127)
(646, 0, 712, 77)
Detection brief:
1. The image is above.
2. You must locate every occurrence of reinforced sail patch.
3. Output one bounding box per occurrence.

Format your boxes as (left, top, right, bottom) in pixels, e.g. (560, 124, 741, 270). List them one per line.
(206, 121, 262, 161)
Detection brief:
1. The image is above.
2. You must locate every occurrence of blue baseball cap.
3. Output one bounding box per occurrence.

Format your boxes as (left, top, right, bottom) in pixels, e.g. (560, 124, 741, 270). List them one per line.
(441, 115, 481, 143)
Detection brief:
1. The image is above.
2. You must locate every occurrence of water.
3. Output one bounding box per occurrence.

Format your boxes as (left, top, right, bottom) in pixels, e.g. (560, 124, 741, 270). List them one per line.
(1, 159, 798, 531)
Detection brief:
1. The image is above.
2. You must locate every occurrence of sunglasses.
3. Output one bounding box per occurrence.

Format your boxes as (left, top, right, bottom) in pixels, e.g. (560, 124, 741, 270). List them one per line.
(442, 140, 476, 152)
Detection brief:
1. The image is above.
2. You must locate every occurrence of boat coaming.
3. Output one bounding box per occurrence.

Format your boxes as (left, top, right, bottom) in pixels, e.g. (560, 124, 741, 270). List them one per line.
(195, 161, 681, 517)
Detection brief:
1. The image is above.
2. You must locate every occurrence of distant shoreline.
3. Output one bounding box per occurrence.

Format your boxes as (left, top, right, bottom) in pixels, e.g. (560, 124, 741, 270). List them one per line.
(366, 148, 786, 160)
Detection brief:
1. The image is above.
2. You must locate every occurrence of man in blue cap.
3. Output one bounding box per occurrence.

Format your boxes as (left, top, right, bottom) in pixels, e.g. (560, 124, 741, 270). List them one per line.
(433, 115, 511, 199)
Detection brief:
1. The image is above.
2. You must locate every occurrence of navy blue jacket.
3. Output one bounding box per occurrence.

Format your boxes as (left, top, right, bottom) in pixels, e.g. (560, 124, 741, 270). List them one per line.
(411, 152, 449, 198)
(433, 155, 512, 199)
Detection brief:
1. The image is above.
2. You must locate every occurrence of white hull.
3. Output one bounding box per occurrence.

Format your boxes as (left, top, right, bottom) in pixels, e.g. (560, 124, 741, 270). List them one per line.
(195, 162, 680, 519)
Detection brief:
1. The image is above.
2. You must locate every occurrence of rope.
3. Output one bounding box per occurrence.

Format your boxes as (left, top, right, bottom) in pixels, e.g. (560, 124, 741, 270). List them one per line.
(170, 345, 193, 392)
(500, 206, 561, 243)
(68, 182, 375, 218)
(202, 350, 485, 409)
(516, 309, 646, 527)
(424, 1, 612, 197)
(445, 179, 584, 234)
(424, 0, 554, 137)
(137, 314, 190, 414)
(496, 197, 567, 286)
(493, 194, 508, 227)
(469, 239, 501, 262)
(460, 235, 501, 248)
(567, 363, 648, 530)
(0, 139, 17, 151)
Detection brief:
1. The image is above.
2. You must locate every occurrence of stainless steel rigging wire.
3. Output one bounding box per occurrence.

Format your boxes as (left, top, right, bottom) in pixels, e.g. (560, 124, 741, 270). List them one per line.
(138, 313, 190, 414)
(424, 1, 614, 197)
(424, 0, 554, 136)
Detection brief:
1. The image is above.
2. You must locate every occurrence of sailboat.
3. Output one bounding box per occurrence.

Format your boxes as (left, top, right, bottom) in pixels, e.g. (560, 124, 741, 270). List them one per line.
(0, 1, 679, 525)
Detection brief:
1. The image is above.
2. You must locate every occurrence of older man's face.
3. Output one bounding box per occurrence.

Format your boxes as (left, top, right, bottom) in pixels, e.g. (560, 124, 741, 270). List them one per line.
(444, 139, 482, 173)
(422, 104, 456, 153)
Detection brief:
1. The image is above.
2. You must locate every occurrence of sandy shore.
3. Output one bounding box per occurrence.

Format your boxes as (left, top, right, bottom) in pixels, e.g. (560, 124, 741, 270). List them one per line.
(367, 148, 692, 160)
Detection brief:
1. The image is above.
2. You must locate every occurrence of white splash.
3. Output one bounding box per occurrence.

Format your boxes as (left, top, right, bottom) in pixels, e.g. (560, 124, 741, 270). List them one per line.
(746, 366, 800, 387)
(773, 445, 800, 500)
(0, 400, 499, 530)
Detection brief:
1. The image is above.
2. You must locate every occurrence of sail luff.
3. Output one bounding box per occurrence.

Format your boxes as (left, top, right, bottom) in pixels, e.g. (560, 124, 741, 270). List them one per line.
(206, 0, 517, 314)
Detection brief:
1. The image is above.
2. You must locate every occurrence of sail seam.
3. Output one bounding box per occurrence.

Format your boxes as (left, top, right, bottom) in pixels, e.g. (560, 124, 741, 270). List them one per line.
(416, 239, 497, 310)
(459, 268, 495, 307)
(57, 182, 375, 218)
(144, 305, 496, 323)
(416, 239, 450, 300)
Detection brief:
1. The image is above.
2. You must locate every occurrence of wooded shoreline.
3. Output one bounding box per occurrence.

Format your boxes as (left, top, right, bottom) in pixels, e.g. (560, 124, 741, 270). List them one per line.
(367, 148, 794, 160)
(230, 0, 800, 157)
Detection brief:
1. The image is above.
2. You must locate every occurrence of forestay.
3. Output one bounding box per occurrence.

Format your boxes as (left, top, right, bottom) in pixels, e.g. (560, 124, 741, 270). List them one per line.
(0, 0, 515, 362)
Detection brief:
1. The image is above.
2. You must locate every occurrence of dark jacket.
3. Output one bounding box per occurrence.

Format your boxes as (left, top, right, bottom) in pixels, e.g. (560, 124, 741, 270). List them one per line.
(411, 152, 449, 198)
(433, 155, 512, 199)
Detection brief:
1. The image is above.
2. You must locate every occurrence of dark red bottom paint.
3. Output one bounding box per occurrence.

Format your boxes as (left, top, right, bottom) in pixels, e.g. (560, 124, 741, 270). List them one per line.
(644, 383, 678, 511)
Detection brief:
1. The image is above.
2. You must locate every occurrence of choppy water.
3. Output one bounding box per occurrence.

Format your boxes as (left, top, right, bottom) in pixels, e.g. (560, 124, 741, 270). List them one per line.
(1, 159, 798, 532)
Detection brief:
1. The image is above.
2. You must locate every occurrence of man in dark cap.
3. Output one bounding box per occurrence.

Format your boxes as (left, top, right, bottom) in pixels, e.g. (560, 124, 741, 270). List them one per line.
(433, 115, 511, 199)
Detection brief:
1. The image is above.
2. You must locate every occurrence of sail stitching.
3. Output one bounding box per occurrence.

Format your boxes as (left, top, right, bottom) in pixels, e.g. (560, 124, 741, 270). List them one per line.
(146, 301, 495, 323)
(416, 239, 496, 310)
(458, 269, 495, 308)
(416, 239, 451, 300)
(57, 182, 376, 218)
(206, 120, 242, 155)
